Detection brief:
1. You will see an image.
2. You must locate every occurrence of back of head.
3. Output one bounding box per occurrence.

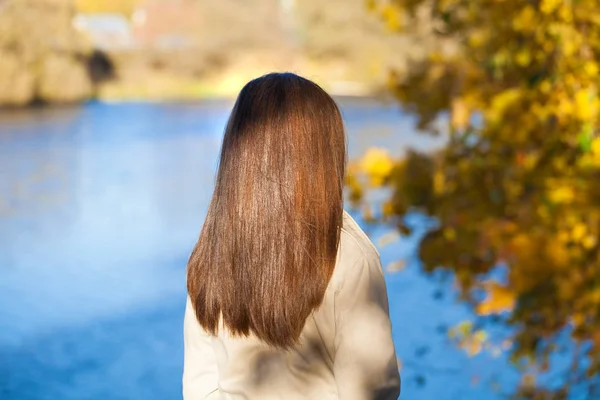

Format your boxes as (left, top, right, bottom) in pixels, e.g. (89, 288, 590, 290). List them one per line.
(187, 72, 346, 349)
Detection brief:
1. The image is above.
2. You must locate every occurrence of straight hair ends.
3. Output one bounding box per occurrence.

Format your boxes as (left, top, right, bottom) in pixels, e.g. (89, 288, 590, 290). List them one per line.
(187, 73, 347, 348)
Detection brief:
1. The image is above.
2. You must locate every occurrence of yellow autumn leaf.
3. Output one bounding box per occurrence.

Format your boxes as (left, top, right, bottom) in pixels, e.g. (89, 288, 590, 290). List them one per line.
(546, 239, 570, 268)
(582, 235, 598, 249)
(572, 313, 586, 327)
(382, 200, 394, 217)
(572, 222, 588, 242)
(451, 98, 470, 130)
(523, 153, 540, 170)
(463, 337, 484, 357)
(512, 6, 536, 31)
(359, 147, 394, 186)
(448, 320, 473, 339)
(562, 38, 579, 58)
(540, 0, 561, 14)
(468, 30, 486, 48)
(493, 88, 522, 111)
(548, 186, 575, 204)
(476, 281, 517, 316)
(591, 137, 600, 166)
(473, 330, 488, 343)
(444, 227, 456, 241)
(515, 49, 531, 67)
(584, 61, 599, 77)
(557, 229, 571, 243)
(557, 4, 574, 22)
(574, 88, 597, 120)
(557, 96, 574, 122)
(540, 80, 552, 94)
(488, 88, 522, 123)
(591, 289, 600, 304)
(558, 279, 576, 300)
(381, 3, 402, 31)
(537, 204, 551, 221)
(433, 170, 446, 194)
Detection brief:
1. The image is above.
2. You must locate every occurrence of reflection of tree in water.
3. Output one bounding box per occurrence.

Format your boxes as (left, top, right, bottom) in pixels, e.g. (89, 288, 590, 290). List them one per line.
(351, 0, 600, 398)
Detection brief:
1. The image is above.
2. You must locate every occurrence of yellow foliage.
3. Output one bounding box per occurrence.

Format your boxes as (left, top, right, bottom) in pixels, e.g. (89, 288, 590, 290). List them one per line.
(547, 185, 575, 204)
(515, 50, 531, 67)
(359, 147, 394, 186)
(574, 89, 598, 121)
(513, 6, 537, 31)
(476, 281, 517, 316)
(382, 200, 394, 217)
(345, 163, 364, 204)
(487, 88, 522, 124)
(558, 279, 577, 300)
(467, 30, 486, 48)
(540, 80, 552, 94)
(451, 98, 470, 130)
(444, 227, 456, 241)
(584, 61, 599, 77)
(572, 313, 586, 327)
(558, 4, 574, 23)
(572, 223, 588, 242)
(590, 137, 600, 165)
(582, 235, 598, 249)
(372, 0, 600, 393)
(546, 238, 570, 268)
(380, 4, 403, 31)
(462, 330, 487, 357)
(540, 0, 561, 15)
(449, 321, 489, 357)
(433, 170, 446, 194)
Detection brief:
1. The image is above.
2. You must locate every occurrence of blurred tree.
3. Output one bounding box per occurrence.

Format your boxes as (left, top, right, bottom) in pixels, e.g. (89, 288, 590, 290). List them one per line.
(353, 0, 600, 397)
(0, 0, 93, 105)
(295, 0, 435, 85)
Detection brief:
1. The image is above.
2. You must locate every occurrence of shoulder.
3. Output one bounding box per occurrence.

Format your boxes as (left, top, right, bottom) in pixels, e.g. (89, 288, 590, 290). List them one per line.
(329, 210, 382, 293)
(341, 210, 380, 259)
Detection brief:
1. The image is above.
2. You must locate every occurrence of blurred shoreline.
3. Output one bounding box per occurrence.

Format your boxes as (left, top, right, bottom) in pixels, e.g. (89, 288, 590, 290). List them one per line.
(0, 0, 439, 108)
(0, 61, 389, 109)
(94, 63, 379, 103)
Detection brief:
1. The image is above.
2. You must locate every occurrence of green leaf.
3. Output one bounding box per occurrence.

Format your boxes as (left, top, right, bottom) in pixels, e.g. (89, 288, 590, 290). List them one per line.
(578, 123, 594, 153)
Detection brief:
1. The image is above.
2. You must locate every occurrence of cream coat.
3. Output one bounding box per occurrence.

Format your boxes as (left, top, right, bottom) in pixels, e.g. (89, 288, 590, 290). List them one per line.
(183, 211, 400, 399)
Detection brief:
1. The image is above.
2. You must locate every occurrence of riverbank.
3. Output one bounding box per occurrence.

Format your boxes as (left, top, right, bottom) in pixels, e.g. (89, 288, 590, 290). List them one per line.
(0, 51, 390, 107)
(95, 60, 379, 102)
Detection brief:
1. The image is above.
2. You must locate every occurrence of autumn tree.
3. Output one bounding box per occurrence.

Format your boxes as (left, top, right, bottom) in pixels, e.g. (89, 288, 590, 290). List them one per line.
(353, 0, 600, 397)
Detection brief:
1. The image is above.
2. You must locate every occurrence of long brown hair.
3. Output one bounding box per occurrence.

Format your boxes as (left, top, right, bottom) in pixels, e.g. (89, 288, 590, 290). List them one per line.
(187, 73, 346, 349)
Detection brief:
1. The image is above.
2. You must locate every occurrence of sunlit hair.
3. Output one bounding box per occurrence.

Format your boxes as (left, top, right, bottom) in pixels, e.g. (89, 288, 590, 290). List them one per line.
(187, 72, 346, 349)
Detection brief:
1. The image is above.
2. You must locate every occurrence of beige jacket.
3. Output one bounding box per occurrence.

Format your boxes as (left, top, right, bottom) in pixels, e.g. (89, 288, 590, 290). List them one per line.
(183, 211, 400, 400)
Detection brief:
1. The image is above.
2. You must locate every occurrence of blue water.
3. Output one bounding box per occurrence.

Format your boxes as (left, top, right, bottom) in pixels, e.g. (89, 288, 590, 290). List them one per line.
(0, 100, 518, 399)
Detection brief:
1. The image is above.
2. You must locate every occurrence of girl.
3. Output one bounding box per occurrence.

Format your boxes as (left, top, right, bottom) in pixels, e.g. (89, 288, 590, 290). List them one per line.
(184, 72, 400, 400)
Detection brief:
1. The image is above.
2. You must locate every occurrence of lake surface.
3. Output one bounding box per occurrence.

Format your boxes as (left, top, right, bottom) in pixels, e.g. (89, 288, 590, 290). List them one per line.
(0, 100, 516, 399)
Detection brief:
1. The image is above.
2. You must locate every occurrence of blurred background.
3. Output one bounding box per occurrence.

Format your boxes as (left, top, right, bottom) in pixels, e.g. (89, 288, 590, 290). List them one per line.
(1, 0, 600, 399)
